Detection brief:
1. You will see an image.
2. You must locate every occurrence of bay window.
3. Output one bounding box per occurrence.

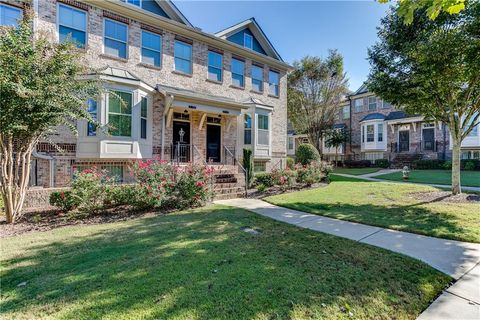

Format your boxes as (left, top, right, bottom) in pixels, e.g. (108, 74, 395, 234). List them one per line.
(87, 98, 97, 136)
(257, 114, 269, 145)
(366, 124, 374, 142)
(244, 114, 252, 144)
(141, 30, 161, 67)
(140, 97, 147, 139)
(108, 91, 132, 137)
(377, 123, 383, 142)
(58, 4, 87, 48)
(104, 19, 128, 59)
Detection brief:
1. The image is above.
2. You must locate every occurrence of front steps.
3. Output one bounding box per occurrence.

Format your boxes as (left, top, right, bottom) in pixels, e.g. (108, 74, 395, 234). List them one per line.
(210, 165, 246, 200)
(392, 153, 423, 168)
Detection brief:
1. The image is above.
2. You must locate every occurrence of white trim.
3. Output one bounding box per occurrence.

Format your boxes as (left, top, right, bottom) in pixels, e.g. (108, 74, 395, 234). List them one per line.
(106, 89, 133, 138)
(103, 17, 129, 59)
(125, 0, 142, 8)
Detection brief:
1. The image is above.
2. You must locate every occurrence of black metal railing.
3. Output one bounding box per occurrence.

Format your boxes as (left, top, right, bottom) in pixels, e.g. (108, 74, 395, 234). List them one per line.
(170, 143, 191, 163)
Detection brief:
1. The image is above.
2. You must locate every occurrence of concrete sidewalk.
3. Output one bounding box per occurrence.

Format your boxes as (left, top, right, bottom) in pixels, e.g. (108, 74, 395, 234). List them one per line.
(215, 198, 480, 319)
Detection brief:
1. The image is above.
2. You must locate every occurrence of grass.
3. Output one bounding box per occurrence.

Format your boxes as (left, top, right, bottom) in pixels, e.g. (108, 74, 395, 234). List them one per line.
(332, 167, 382, 175)
(374, 169, 480, 187)
(0, 205, 450, 320)
(266, 175, 480, 243)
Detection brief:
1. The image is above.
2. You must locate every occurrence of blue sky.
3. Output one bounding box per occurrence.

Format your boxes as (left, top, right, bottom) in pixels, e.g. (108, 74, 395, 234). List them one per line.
(174, 0, 389, 91)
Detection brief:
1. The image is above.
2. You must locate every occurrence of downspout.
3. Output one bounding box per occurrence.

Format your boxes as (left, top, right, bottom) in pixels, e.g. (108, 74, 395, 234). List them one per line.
(32, 0, 39, 33)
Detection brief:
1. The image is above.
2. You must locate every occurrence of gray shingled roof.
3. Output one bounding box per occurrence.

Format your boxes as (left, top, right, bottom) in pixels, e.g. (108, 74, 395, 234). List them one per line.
(359, 113, 386, 122)
(95, 66, 140, 80)
(385, 111, 408, 121)
(334, 123, 347, 129)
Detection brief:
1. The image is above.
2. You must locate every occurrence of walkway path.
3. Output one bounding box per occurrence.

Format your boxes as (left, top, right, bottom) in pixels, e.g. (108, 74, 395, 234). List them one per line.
(215, 198, 480, 320)
(334, 172, 480, 193)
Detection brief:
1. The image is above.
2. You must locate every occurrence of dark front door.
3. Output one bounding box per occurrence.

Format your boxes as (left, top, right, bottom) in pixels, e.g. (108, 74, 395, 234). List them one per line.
(423, 128, 434, 151)
(206, 124, 221, 162)
(172, 121, 190, 162)
(399, 130, 410, 152)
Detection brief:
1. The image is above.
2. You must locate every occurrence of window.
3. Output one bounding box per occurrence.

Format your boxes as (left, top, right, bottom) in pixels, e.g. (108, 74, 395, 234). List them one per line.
(355, 99, 364, 112)
(288, 136, 294, 150)
(208, 51, 222, 82)
(466, 114, 479, 137)
(108, 91, 132, 137)
(104, 19, 128, 59)
(87, 98, 97, 136)
(342, 105, 350, 119)
(254, 161, 266, 172)
(141, 30, 161, 67)
(269, 70, 279, 96)
(58, 4, 87, 48)
(366, 125, 375, 142)
(244, 33, 253, 49)
(368, 96, 377, 111)
(140, 97, 147, 139)
(244, 114, 252, 144)
(257, 114, 269, 145)
(231, 58, 245, 88)
(378, 123, 383, 142)
(251, 65, 263, 92)
(0, 4, 22, 27)
(382, 100, 391, 109)
(126, 0, 140, 7)
(174, 40, 192, 74)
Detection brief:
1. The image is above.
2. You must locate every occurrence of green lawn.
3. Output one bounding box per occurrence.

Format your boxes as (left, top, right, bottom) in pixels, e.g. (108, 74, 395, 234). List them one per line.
(333, 167, 382, 175)
(1, 205, 450, 319)
(374, 169, 480, 187)
(266, 175, 480, 243)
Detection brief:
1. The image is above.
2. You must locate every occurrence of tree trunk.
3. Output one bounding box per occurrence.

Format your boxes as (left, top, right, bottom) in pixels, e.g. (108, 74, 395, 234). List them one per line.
(451, 136, 462, 195)
(334, 148, 338, 168)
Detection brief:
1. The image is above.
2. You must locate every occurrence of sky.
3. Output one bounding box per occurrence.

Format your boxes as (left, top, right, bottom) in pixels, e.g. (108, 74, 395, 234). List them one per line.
(174, 0, 389, 91)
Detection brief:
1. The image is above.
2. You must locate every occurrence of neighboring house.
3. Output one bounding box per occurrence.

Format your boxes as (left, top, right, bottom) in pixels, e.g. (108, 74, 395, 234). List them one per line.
(1, 0, 290, 187)
(287, 83, 480, 165)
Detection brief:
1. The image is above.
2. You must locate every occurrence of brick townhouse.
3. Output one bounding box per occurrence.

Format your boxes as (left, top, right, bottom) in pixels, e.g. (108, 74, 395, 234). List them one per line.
(1, 0, 291, 193)
(288, 83, 480, 165)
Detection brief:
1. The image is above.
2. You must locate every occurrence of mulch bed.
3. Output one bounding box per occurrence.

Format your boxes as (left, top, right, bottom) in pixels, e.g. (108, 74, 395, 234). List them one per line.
(408, 191, 480, 204)
(248, 182, 328, 199)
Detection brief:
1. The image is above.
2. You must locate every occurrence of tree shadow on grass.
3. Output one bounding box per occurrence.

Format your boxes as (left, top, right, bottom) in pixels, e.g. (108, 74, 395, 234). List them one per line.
(0, 206, 451, 319)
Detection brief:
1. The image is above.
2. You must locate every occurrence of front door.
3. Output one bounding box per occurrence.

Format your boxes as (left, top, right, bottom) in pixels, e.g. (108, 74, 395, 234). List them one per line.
(172, 121, 190, 162)
(423, 128, 434, 151)
(399, 130, 410, 152)
(206, 124, 221, 162)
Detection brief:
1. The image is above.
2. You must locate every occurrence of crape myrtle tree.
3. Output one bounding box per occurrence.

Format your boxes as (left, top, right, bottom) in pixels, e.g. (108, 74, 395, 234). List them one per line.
(0, 13, 101, 223)
(378, 0, 466, 24)
(288, 52, 349, 155)
(367, 2, 480, 194)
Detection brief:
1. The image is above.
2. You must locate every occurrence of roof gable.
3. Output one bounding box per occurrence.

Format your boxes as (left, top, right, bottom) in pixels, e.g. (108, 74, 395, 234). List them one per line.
(215, 18, 283, 61)
(354, 83, 369, 95)
(123, 0, 192, 27)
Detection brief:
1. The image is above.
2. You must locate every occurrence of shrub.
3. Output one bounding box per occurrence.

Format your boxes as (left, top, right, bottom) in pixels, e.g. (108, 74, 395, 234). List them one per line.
(374, 159, 390, 168)
(296, 161, 331, 185)
(344, 160, 372, 168)
(71, 167, 113, 214)
(461, 159, 480, 170)
(49, 190, 79, 212)
(271, 169, 297, 189)
(464, 160, 476, 171)
(255, 172, 274, 187)
(168, 164, 214, 210)
(442, 160, 452, 170)
(413, 159, 443, 169)
(243, 148, 254, 188)
(296, 144, 320, 165)
(286, 157, 295, 169)
(256, 184, 267, 192)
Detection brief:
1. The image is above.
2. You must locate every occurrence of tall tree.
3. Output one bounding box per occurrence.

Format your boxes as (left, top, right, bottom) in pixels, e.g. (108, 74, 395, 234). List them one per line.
(378, 0, 466, 24)
(0, 13, 100, 223)
(325, 129, 348, 167)
(367, 2, 480, 195)
(288, 52, 349, 155)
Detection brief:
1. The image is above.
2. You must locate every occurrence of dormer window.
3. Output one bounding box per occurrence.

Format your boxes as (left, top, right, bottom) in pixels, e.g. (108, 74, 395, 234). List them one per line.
(124, 0, 141, 7)
(244, 33, 253, 49)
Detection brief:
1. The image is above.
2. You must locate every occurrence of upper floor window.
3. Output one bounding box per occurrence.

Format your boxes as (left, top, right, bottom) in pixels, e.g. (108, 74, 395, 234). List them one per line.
(140, 97, 147, 139)
(368, 97, 377, 111)
(269, 70, 279, 96)
(87, 98, 97, 136)
(231, 58, 245, 88)
(0, 4, 22, 27)
(378, 123, 383, 142)
(174, 40, 192, 74)
(382, 100, 391, 109)
(208, 51, 222, 82)
(244, 114, 252, 144)
(125, 0, 141, 7)
(104, 19, 128, 59)
(257, 114, 269, 145)
(244, 33, 253, 49)
(342, 105, 350, 119)
(366, 124, 374, 142)
(251, 65, 263, 92)
(355, 98, 364, 113)
(58, 4, 87, 49)
(141, 30, 161, 67)
(108, 91, 132, 137)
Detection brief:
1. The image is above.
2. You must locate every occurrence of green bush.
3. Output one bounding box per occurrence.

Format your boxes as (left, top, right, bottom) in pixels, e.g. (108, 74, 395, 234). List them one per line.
(49, 190, 80, 212)
(344, 160, 372, 168)
(296, 143, 320, 165)
(442, 160, 452, 170)
(413, 159, 443, 169)
(286, 157, 295, 169)
(255, 172, 274, 187)
(256, 184, 267, 192)
(374, 159, 390, 168)
(71, 167, 112, 214)
(295, 161, 331, 185)
(271, 169, 297, 189)
(464, 160, 476, 171)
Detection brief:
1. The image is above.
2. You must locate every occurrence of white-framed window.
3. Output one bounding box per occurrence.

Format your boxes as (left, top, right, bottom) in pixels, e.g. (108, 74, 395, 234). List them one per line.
(0, 3, 22, 27)
(207, 50, 222, 82)
(104, 18, 128, 59)
(377, 123, 383, 142)
(125, 0, 141, 7)
(87, 98, 97, 136)
(355, 98, 364, 113)
(244, 33, 253, 49)
(423, 123, 435, 128)
(141, 30, 161, 67)
(244, 114, 252, 144)
(461, 150, 480, 160)
(231, 58, 245, 88)
(288, 136, 294, 150)
(269, 70, 280, 96)
(108, 90, 132, 137)
(366, 124, 375, 142)
(257, 114, 269, 145)
(58, 4, 87, 48)
(174, 40, 192, 74)
(251, 64, 263, 92)
(368, 96, 377, 111)
(342, 105, 350, 119)
(140, 96, 147, 139)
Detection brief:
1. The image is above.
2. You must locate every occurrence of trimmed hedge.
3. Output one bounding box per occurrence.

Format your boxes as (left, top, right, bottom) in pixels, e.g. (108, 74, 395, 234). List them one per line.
(296, 144, 320, 165)
(255, 172, 274, 187)
(374, 159, 390, 168)
(344, 160, 372, 168)
(412, 159, 480, 170)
